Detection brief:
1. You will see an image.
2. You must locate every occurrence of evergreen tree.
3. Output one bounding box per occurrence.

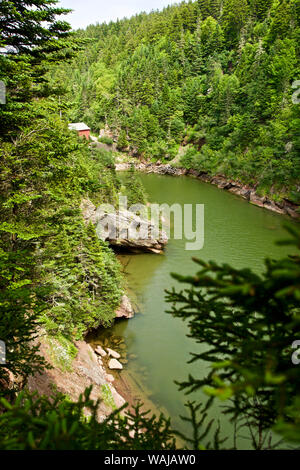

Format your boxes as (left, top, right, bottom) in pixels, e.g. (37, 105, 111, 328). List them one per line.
(221, 0, 249, 46)
(0, 0, 76, 136)
(117, 129, 129, 150)
(54, 0, 299, 203)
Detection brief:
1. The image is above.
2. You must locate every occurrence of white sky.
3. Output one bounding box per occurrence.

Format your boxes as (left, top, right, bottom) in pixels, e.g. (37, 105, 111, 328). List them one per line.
(58, 0, 179, 30)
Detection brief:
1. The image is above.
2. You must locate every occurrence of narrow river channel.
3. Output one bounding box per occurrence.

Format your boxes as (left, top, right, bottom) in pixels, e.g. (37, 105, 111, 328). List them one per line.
(89, 173, 298, 449)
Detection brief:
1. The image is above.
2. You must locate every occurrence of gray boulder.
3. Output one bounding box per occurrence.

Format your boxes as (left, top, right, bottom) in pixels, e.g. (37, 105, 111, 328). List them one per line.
(108, 359, 123, 370)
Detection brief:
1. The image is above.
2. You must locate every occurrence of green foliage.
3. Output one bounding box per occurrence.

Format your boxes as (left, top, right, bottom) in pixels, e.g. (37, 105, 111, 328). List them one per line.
(0, 0, 126, 393)
(0, 387, 176, 450)
(117, 130, 129, 151)
(46, 334, 78, 372)
(0, 245, 48, 394)
(40, 216, 123, 338)
(122, 165, 148, 208)
(0, 0, 78, 393)
(101, 384, 117, 411)
(1, 0, 300, 452)
(0, 385, 232, 450)
(0, 0, 71, 54)
(98, 136, 114, 145)
(0, 118, 123, 341)
(0, 0, 79, 137)
(221, 0, 249, 46)
(166, 227, 300, 446)
(53, 0, 299, 201)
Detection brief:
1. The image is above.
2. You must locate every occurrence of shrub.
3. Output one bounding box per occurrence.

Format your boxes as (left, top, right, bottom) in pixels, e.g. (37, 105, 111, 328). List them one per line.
(98, 136, 114, 145)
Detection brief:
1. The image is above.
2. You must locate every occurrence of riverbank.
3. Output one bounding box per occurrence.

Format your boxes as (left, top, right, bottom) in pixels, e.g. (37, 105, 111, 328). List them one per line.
(26, 297, 152, 421)
(27, 333, 129, 421)
(26, 188, 169, 420)
(115, 160, 299, 219)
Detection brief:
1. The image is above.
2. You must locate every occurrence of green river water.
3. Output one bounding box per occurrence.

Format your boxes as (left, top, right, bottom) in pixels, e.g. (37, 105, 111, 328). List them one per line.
(90, 173, 298, 449)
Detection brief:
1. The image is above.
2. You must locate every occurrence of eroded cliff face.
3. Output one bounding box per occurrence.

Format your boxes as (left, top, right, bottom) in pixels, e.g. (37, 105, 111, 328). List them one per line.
(27, 335, 126, 421)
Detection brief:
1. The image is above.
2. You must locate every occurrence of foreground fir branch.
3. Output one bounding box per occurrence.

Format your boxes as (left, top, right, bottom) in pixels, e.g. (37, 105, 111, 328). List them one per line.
(0, 387, 176, 450)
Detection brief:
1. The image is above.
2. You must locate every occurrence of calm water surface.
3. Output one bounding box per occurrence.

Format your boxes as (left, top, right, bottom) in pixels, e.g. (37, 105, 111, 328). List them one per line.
(92, 173, 298, 448)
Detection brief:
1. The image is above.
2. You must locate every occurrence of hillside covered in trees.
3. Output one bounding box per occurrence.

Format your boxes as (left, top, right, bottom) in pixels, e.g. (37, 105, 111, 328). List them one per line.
(0, 0, 300, 451)
(53, 0, 300, 204)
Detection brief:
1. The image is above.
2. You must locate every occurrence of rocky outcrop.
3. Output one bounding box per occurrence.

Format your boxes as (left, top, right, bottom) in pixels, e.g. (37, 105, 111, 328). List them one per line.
(196, 174, 298, 217)
(27, 337, 126, 421)
(81, 198, 99, 225)
(98, 209, 168, 253)
(116, 295, 135, 319)
(81, 199, 168, 254)
(106, 374, 115, 383)
(99, 125, 118, 143)
(116, 161, 187, 176)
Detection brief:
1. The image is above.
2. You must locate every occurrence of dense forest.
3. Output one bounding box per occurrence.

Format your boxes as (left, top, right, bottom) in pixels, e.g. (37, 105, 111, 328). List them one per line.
(53, 0, 300, 203)
(0, 0, 299, 451)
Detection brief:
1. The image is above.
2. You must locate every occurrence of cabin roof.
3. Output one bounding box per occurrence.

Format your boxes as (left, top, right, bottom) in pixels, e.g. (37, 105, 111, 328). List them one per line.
(68, 122, 90, 131)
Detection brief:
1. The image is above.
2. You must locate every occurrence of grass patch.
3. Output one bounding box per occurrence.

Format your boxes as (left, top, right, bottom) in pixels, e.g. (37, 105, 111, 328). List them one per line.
(101, 384, 117, 411)
(47, 334, 78, 373)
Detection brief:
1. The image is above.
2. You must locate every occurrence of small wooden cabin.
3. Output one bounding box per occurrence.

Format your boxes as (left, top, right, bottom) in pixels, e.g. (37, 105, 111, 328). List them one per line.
(68, 122, 90, 140)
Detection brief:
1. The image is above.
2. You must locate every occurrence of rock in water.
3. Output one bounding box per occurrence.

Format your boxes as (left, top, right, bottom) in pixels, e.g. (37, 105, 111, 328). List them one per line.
(95, 345, 107, 357)
(107, 348, 121, 359)
(116, 295, 134, 319)
(108, 359, 123, 370)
